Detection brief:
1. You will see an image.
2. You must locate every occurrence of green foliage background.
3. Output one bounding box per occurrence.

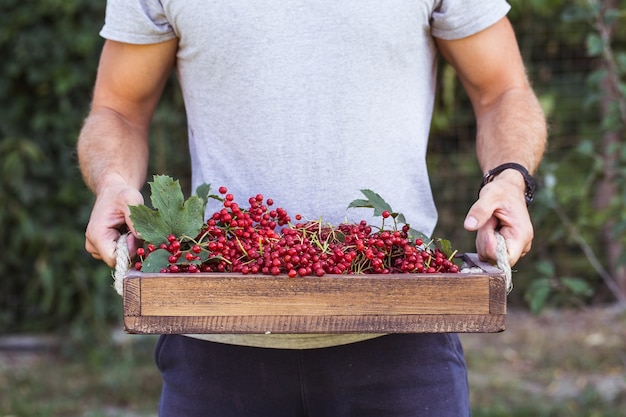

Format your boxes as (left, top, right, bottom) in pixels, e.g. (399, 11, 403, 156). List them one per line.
(1, 0, 624, 334)
(0, 0, 189, 335)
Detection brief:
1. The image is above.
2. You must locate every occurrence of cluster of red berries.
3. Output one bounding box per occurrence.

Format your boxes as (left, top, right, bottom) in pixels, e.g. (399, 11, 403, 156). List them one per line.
(134, 187, 459, 276)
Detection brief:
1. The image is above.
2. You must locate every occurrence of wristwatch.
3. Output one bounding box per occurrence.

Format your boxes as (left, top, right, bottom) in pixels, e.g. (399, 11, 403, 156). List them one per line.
(478, 162, 537, 205)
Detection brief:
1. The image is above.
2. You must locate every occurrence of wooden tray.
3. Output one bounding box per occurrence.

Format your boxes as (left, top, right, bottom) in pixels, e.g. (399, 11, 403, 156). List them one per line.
(123, 253, 506, 334)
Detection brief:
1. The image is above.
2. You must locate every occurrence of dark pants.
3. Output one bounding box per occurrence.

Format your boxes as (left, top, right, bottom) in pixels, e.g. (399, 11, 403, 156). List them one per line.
(155, 333, 470, 417)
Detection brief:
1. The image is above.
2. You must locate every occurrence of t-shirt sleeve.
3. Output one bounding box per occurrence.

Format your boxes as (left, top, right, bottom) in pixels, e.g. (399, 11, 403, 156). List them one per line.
(431, 0, 511, 40)
(99, 0, 177, 44)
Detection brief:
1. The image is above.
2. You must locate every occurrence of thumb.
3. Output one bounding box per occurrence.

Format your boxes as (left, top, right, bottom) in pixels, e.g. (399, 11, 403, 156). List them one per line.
(463, 200, 491, 232)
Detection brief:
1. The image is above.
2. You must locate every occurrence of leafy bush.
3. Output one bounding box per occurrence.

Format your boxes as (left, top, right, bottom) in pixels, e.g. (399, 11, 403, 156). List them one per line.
(0, 0, 116, 334)
(0, 0, 191, 335)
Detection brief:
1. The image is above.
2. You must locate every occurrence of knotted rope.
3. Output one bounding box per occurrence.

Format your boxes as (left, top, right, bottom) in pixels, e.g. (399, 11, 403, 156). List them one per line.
(495, 231, 513, 293)
(112, 230, 513, 296)
(113, 233, 131, 296)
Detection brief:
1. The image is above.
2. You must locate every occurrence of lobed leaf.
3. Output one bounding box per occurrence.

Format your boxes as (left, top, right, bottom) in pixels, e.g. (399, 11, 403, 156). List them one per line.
(358, 189, 393, 216)
(149, 175, 185, 225)
(140, 249, 171, 273)
(347, 198, 373, 209)
(128, 205, 170, 244)
(131, 175, 206, 243)
(195, 183, 215, 203)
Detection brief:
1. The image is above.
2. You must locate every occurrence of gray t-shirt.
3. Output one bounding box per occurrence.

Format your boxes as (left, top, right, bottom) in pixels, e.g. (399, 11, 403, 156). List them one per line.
(101, 0, 510, 349)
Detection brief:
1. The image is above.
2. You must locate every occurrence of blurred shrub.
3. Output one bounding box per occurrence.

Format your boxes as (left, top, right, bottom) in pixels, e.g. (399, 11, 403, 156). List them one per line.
(0, 0, 189, 335)
(0, 0, 116, 334)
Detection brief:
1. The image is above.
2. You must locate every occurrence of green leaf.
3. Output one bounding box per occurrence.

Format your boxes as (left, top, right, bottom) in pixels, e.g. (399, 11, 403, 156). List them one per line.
(177, 195, 206, 237)
(195, 183, 213, 202)
(409, 228, 431, 245)
(395, 213, 407, 225)
(535, 260, 555, 278)
(140, 249, 171, 273)
(604, 9, 621, 26)
(130, 175, 206, 243)
(347, 198, 373, 209)
(435, 238, 455, 258)
(359, 189, 393, 216)
(526, 278, 552, 314)
(586, 33, 604, 57)
(149, 175, 185, 228)
(128, 204, 170, 244)
(561, 277, 594, 296)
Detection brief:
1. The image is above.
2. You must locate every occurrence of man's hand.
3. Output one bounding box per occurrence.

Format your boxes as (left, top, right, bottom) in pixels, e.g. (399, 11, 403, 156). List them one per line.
(463, 170, 533, 267)
(85, 178, 144, 268)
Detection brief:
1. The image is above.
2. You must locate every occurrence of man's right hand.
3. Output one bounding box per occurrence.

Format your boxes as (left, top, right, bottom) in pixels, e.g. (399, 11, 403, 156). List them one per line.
(85, 178, 144, 268)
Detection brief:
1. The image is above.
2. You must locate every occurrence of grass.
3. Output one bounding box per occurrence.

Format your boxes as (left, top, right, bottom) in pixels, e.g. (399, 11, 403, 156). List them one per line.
(1, 306, 625, 416)
(0, 334, 161, 417)
(464, 305, 626, 417)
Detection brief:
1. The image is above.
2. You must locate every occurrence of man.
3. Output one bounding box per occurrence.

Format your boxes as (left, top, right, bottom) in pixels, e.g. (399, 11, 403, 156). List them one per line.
(78, 1, 546, 415)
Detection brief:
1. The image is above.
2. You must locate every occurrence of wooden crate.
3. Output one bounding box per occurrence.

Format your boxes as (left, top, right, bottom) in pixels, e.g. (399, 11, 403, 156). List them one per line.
(123, 253, 506, 334)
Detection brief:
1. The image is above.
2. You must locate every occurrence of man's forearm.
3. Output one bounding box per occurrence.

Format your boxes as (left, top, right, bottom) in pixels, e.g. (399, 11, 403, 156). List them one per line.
(77, 108, 150, 194)
(475, 86, 547, 175)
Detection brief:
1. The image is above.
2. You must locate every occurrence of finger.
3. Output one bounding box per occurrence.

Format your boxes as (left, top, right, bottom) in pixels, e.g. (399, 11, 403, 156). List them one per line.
(464, 198, 491, 232)
(475, 217, 499, 263)
(497, 230, 533, 267)
(85, 228, 120, 268)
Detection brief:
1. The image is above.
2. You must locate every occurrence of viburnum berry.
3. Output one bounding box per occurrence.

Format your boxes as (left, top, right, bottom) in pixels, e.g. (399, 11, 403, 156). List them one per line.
(134, 187, 460, 276)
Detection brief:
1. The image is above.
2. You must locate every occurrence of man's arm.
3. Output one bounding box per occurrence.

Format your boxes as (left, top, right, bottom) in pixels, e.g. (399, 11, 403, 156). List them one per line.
(436, 17, 547, 266)
(77, 39, 178, 267)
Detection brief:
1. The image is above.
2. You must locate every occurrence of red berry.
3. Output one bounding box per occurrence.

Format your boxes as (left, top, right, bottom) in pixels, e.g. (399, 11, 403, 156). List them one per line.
(142, 187, 459, 276)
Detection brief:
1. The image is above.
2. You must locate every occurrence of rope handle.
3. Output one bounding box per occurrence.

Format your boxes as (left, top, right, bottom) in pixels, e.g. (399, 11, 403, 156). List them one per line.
(495, 231, 513, 293)
(112, 231, 513, 296)
(113, 233, 131, 296)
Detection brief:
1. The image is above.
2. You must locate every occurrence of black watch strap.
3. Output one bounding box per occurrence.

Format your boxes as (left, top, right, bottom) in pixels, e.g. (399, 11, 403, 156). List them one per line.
(478, 162, 537, 205)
